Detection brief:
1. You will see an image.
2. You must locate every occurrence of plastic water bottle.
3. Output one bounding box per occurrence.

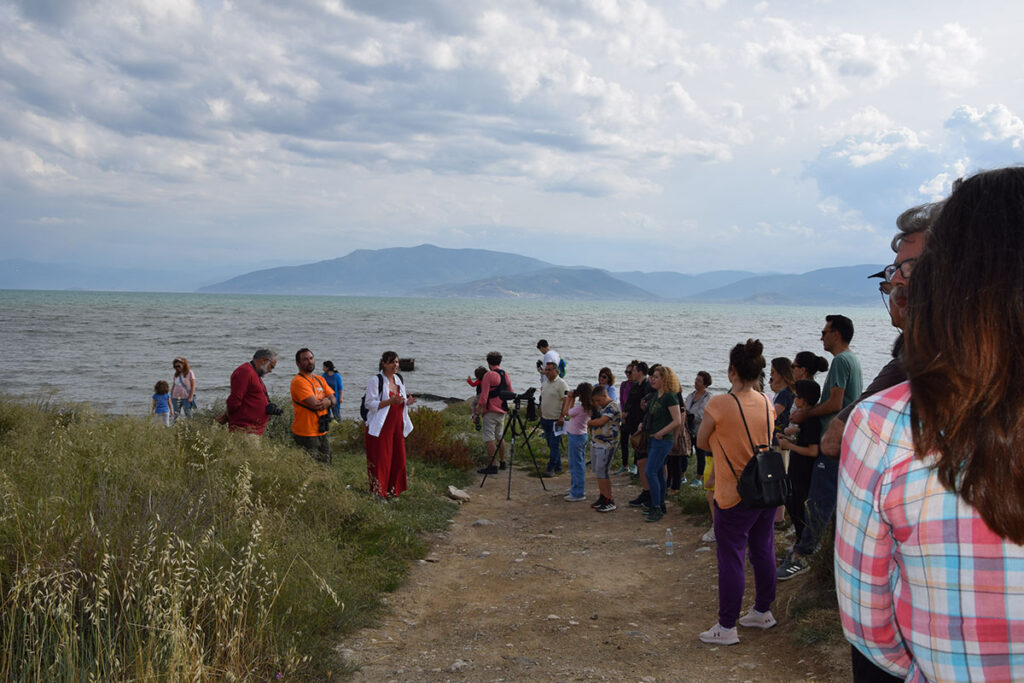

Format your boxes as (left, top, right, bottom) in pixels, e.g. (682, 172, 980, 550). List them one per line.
(665, 528, 674, 556)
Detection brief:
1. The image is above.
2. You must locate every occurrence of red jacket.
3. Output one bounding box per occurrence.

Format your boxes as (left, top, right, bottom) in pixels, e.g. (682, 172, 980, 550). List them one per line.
(227, 361, 269, 435)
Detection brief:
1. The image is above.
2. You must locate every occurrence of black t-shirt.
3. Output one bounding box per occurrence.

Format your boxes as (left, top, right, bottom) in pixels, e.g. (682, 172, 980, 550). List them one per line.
(796, 415, 822, 450)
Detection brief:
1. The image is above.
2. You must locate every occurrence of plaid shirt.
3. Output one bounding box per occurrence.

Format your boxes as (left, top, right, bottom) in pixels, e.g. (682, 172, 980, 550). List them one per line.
(837, 381, 1024, 683)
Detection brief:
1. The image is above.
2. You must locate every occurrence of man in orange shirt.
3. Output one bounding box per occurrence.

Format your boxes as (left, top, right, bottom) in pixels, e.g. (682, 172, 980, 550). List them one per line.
(290, 348, 335, 463)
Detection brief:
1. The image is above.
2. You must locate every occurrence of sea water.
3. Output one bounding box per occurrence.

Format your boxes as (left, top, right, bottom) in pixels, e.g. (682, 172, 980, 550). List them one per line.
(0, 289, 896, 417)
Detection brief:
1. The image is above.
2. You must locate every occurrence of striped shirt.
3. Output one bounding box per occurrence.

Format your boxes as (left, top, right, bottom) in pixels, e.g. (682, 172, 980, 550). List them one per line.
(836, 381, 1024, 682)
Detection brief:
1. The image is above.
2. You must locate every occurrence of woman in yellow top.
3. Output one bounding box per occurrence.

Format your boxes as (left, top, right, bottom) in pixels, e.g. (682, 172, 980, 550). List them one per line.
(697, 339, 778, 645)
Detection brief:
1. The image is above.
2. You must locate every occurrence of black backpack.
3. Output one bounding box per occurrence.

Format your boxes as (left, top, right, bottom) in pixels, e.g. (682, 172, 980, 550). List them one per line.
(360, 372, 403, 421)
(486, 368, 510, 411)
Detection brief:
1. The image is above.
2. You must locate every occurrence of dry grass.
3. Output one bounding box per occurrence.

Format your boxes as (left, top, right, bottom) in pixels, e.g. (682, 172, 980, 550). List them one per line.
(0, 398, 470, 679)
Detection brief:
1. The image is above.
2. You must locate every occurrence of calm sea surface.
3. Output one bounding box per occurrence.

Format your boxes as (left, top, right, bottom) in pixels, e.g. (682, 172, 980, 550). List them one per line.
(0, 290, 896, 417)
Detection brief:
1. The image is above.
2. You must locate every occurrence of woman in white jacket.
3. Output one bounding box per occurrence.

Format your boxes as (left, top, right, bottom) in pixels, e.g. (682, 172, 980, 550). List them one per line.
(364, 350, 416, 499)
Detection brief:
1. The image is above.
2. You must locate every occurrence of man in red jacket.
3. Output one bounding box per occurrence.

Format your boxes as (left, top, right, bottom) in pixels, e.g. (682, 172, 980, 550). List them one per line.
(226, 348, 278, 435)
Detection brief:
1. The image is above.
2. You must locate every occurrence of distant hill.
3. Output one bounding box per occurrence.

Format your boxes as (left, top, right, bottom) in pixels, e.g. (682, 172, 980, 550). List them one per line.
(686, 265, 884, 305)
(415, 266, 657, 300)
(612, 270, 759, 298)
(198, 244, 550, 296)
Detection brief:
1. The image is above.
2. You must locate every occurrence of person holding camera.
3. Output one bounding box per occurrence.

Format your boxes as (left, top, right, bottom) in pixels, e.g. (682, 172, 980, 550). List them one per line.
(225, 348, 279, 435)
(290, 348, 335, 463)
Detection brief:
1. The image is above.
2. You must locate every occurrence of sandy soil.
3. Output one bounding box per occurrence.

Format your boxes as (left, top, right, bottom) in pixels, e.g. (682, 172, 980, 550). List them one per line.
(340, 466, 848, 682)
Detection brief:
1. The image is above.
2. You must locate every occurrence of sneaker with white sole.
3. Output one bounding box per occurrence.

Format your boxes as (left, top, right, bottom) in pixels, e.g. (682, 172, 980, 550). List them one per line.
(737, 608, 777, 629)
(699, 622, 739, 645)
(776, 555, 810, 581)
(689, 478, 703, 489)
(564, 493, 587, 502)
(596, 500, 617, 513)
(700, 527, 716, 543)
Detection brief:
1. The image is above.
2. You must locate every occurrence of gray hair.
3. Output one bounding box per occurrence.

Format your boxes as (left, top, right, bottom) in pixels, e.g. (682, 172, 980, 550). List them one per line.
(891, 201, 944, 252)
(252, 348, 277, 361)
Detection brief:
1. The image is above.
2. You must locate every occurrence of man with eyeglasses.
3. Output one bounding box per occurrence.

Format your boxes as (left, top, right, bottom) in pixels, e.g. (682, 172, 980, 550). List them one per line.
(819, 202, 940, 459)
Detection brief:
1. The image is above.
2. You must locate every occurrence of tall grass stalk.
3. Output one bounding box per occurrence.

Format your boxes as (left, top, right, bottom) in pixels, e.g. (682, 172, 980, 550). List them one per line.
(0, 398, 471, 679)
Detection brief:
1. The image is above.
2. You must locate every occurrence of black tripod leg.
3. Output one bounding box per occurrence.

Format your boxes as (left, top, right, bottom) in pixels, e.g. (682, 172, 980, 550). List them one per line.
(513, 412, 547, 491)
(480, 412, 514, 488)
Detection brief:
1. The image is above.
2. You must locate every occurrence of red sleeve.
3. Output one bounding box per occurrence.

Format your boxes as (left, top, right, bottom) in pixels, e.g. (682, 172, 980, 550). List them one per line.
(227, 365, 248, 413)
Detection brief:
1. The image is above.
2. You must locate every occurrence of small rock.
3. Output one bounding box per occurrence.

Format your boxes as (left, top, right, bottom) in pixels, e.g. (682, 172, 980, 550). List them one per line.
(447, 485, 471, 502)
(471, 518, 494, 526)
(547, 614, 560, 620)
(696, 546, 711, 553)
(447, 659, 470, 672)
(479, 551, 490, 557)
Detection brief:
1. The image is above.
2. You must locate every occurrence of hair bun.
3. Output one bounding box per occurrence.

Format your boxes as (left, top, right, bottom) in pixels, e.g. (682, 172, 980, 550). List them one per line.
(744, 339, 764, 357)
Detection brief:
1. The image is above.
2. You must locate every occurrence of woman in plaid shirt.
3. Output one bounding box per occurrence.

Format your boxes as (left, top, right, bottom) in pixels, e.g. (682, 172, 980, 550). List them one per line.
(836, 167, 1024, 682)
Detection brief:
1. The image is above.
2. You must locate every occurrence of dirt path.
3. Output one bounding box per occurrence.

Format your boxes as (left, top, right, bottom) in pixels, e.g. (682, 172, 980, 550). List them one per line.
(340, 468, 848, 682)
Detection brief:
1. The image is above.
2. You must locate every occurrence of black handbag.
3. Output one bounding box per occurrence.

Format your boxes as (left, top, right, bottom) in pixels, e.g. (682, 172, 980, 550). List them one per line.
(720, 393, 791, 509)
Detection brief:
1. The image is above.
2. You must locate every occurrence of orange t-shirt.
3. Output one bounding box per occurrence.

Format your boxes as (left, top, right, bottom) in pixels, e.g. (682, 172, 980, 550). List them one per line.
(290, 373, 334, 436)
(705, 391, 776, 510)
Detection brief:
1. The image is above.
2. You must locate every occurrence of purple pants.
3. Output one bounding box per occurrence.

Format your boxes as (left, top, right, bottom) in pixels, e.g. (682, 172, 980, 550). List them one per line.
(713, 501, 777, 628)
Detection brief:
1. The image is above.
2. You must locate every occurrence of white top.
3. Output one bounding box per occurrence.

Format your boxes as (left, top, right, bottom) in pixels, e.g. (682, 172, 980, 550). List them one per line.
(540, 349, 561, 384)
(363, 372, 415, 438)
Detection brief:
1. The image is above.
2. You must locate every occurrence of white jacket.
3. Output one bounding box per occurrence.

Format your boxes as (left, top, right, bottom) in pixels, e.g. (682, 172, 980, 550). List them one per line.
(364, 372, 414, 438)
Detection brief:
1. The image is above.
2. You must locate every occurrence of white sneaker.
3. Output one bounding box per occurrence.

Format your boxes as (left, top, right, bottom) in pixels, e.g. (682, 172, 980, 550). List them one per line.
(564, 493, 587, 502)
(701, 527, 716, 543)
(699, 622, 739, 645)
(737, 608, 777, 629)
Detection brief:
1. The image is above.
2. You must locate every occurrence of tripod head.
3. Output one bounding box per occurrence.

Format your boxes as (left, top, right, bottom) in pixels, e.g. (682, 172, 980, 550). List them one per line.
(500, 387, 537, 421)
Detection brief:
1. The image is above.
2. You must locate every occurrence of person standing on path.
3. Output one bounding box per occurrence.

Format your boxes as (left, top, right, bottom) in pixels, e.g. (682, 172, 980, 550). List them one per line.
(475, 351, 511, 475)
(779, 315, 862, 581)
(363, 351, 417, 499)
(539, 360, 570, 476)
(698, 339, 779, 645)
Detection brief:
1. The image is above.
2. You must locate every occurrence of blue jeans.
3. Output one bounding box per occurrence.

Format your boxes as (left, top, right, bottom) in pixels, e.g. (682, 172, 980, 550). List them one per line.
(172, 397, 193, 420)
(645, 436, 673, 508)
(567, 433, 588, 496)
(540, 418, 563, 472)
(794, 453, 840, 556)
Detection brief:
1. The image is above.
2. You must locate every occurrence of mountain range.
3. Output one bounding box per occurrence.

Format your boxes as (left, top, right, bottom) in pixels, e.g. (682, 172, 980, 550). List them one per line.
(1, 245, 887, 305)
(198, 244, 884, 305)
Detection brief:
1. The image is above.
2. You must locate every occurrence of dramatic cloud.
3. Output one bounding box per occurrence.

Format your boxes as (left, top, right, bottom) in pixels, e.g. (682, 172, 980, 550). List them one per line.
(1, 0, 1022, 279)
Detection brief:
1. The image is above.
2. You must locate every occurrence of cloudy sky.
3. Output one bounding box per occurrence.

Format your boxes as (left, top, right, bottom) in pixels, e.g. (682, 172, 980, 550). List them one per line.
(2, 0, 1022, 282)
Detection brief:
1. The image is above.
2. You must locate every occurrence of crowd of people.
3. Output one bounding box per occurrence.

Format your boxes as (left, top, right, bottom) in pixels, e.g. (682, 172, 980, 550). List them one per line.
(152, 166, 1024, 680)
(467, 166, 1024, 679)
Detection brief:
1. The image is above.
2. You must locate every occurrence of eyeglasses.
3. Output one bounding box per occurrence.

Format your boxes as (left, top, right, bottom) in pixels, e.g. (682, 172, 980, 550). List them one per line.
(884, 258, 917, 283)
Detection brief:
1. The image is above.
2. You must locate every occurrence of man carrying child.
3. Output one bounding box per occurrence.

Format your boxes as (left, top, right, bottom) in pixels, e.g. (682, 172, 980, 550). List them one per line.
(475, 352, 511, 475)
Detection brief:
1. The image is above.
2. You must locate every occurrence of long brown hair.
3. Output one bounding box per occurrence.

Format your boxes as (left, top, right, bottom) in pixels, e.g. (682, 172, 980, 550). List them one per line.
(905, 167, 1024, 543)
(173, 357, 190, 377)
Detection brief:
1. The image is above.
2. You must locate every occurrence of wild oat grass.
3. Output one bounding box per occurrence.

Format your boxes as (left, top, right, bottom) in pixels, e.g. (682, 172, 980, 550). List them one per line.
(0, 398, 472, 679)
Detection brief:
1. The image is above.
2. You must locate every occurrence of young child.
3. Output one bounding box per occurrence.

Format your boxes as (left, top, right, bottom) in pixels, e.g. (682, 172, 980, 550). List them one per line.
(777, 379, 822, 558)
(564, 382, 593, 502)
(468, 366, 486, 431)
(587, 385, 622, 512)
(152, 380, 173, 427)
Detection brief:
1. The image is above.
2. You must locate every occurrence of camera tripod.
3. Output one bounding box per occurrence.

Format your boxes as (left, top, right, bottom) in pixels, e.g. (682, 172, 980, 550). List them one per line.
(479, 398, 548, 499)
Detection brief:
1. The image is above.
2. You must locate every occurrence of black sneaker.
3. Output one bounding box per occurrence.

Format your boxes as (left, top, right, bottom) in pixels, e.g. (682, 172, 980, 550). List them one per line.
(597, 500, 617, 513)
(590, 495, 608, 509)
(499, 461, 507, 470)
(477, 465, 499, 475)
(628, 491, 650, 508)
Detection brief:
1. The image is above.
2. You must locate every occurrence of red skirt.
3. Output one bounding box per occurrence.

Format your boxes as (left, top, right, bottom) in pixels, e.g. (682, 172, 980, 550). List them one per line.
(365, 402, 407, 498)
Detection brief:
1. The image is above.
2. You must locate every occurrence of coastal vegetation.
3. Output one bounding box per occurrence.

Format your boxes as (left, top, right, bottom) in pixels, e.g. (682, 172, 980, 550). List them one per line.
(0, 397, 472, 680)
(0, 394, 840, 678)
